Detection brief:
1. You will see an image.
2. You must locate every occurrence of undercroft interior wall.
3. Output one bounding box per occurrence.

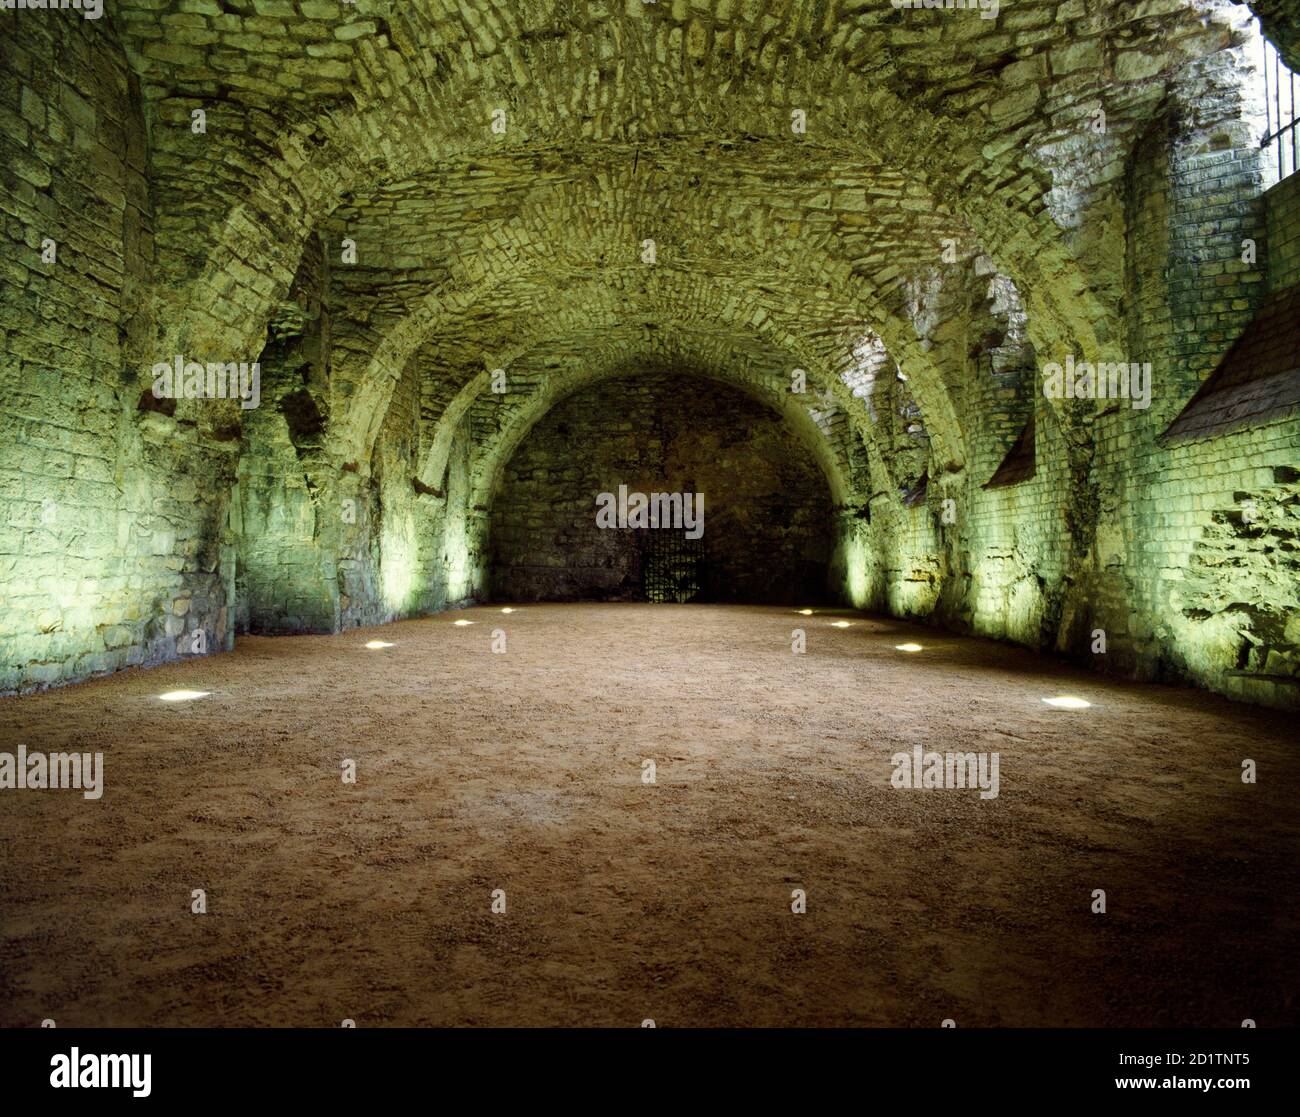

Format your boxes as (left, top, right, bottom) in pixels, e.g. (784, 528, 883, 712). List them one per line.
(1, 15, 236, 693)
(841, 54, 1300, 711)
(237, 338, 480, 635)
(1, 11, 1297, 711)
(1080, 60, 1299, 710)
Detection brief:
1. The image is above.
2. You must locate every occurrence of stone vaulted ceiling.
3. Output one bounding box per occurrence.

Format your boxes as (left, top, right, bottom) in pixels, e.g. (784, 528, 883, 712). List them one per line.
(109, 0, 1255, 497)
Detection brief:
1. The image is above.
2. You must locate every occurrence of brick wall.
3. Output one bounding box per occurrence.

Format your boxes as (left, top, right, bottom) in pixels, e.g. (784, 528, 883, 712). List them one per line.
(1265, 169, 1300, 290)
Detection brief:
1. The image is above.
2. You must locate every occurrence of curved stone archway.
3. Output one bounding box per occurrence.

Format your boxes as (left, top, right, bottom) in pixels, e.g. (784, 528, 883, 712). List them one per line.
(485, 370, 841, 605)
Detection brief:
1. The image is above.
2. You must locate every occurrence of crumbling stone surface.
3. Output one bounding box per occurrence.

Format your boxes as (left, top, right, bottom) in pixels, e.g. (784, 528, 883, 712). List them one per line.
(1, 2, 1298, 708)
(0, 11, 233, 691)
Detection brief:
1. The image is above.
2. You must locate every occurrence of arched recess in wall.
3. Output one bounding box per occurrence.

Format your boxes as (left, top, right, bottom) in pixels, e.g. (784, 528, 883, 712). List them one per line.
(411, 310, 881, 512)
(483, 369, 844, 605)
(396, 326, 869, 613)
(468, 347, 854, 510)
(418, 317, 869, 508)
(233, 260, 915, 629)
(359, 258, 953, 618)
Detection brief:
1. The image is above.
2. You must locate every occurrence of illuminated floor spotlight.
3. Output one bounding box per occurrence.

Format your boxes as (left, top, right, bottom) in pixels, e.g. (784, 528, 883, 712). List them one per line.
(158, 690, 209, 703)
(453, 619, 475, 626)
(797, 609, 814, 616)
(364, 640, 395, 649)
(830, 620, 852, 628)
(895, 643, 924, 653)
(500, 607, 515, 614)
(1042, 695, 1092, 710)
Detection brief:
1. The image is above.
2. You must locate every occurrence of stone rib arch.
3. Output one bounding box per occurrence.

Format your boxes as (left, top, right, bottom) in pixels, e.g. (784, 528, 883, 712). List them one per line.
(329, 196, 970, 478)
(408, 287, 893, 505)
(415, 332, 869, 614)
(459, 329, 862, 514)
(122, 0, 1242, 450)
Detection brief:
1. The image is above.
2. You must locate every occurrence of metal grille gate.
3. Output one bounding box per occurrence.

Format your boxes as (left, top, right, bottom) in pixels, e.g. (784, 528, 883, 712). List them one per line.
(639, 529, 704, 603)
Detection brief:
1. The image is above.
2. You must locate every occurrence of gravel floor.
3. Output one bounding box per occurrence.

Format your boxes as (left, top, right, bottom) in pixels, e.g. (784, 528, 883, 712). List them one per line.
(0, 603, 1296, 1027)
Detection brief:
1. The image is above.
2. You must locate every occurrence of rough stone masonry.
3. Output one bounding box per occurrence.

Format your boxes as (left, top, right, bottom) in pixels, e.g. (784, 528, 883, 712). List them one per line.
(0, 0, 1298, 709)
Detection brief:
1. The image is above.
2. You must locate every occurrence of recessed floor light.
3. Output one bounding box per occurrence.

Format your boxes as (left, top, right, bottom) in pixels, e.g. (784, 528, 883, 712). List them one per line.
(797, 609, 814, 615)
(831, 620, 851, 628)
(159, 690, 209, 703)
(453, 619, 474, 626)
(1042, 695, 1091, 709)
(365, 640, 394, 649)
(500, 608, 515, 614)
(895, 643, 924, 652)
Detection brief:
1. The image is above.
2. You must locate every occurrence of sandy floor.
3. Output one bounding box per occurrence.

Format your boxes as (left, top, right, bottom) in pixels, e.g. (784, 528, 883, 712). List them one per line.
(0, 603, 1296, 1028)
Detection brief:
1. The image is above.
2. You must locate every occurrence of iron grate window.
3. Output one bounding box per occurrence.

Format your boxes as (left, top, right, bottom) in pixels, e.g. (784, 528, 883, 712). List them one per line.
(1262, 34, 1299, 184)
(639, 529, 704, 603)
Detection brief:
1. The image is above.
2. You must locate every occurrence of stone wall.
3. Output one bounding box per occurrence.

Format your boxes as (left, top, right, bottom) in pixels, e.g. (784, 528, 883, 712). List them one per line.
(1092, 52, 1300, 709)
(829, 39, 1300, 710)
(489, 374, 835, 605)
(0, 14, 234, 692)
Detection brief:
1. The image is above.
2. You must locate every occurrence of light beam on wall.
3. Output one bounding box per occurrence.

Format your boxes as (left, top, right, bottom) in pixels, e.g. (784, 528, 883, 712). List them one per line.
(444, 514, 475, 602)
(380, 520, 418, 615)
(839, 529, 872, 609)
